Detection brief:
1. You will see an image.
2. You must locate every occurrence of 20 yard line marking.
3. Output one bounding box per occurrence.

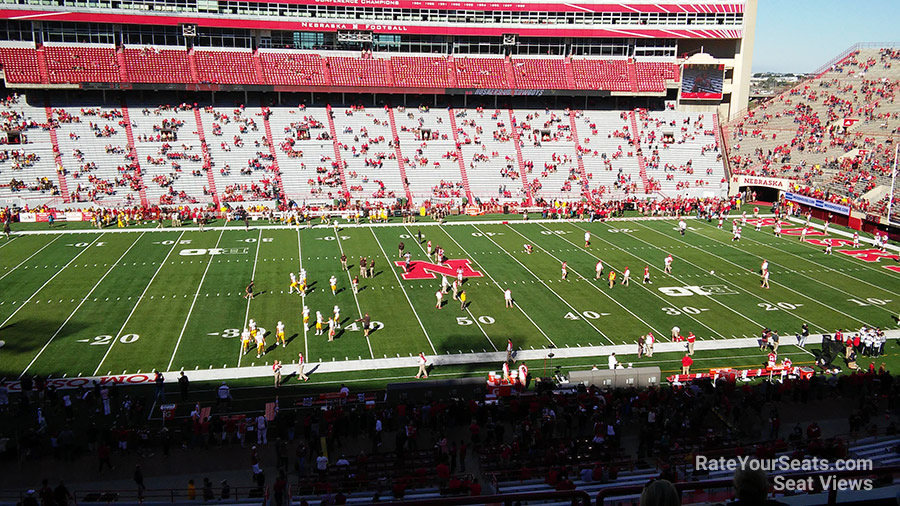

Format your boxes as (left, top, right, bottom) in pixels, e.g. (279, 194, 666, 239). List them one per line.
(22, 233, 145, 377)
(404, 225, 498, 352)
(167, 227, 227, 371)
(237, 229, 263, 367)
(369, 228, 436, 354)
(0, 234, 102, 332)
(0, 235, 61, 282)
(435, 226, 557, 348)
(472, 224, 613, 345)
(335, 229, 375, 359)
(94, 231, 185, 375)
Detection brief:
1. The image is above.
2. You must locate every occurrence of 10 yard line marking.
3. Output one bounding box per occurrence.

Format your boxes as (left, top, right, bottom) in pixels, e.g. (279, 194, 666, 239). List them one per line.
(167, 227, 226, 371)
(22, 233, 145, 377)
(335, 228, 375, 359)
(369, 227, 436, 354)
(297, 228, 308, 360)
(404, 225, 498, 352)
(0, 235, 61, 282)
(0, 234, 102, 332)
(435, 226, 557, 348)
(94, 231, 185, 376)
(237, 229, 263, 367)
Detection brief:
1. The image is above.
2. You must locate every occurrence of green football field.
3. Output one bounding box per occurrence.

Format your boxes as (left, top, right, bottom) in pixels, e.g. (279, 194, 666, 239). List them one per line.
(1, 214, 899, 384)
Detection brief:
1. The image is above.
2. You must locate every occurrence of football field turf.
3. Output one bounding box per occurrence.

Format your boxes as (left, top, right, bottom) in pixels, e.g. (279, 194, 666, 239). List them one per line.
(1, 215, 899, 384)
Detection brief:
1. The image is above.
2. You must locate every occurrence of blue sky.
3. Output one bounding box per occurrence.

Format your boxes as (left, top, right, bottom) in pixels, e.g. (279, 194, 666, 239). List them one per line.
(752, 0, 900, 74)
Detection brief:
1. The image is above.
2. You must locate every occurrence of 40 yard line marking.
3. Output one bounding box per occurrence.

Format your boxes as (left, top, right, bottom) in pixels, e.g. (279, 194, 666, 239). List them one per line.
(0, 235, 61, 282)
(167, 227, 227, 371)
(237, 229, 263, 367)
(403, 225, 498, 352)
(369, 227, 436, 354)
(435, 225, 557, 348)
(22, 233, 145, 377)
(94, 231, 185, 376)
(335, 228, 375, 358)
(0, 234, 102, 332)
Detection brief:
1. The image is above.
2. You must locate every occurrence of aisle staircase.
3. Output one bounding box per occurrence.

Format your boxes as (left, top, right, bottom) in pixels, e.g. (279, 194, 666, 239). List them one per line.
(43, 103, 70, 202)
(324, 105, 350, 198)
(192, 107, 220, 207)
(386, 107, 414, 203)
(446, 108, 475, 204)
(120, 100, 150, 207)
(507, 109, 533, 204)
(629, 110, 650, 193)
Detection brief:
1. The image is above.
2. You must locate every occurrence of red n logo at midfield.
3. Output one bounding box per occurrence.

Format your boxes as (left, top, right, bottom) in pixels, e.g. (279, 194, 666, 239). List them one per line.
(395, 259, 484, 280)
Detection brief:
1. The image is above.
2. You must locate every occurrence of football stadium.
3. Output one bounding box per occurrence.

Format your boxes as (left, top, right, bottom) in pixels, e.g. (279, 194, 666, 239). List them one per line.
(0, 0, 899, 503)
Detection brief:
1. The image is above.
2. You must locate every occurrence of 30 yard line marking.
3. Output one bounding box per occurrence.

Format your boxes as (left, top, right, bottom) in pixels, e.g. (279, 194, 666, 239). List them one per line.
(472, 224, 612, 345)
(297, 228, 308, 360)
(0, 234, 101, 332)
(557, 222, 739, 339)
(699, 220, 900, 301)
(403, 225, 498, 352)
(237, 229, 263, 367)
(22, 233, 145, 377)
(94, 231, 185, 375)
(167, 227, 227, 371)
(334, 228, 375, 359)
(633, 221, 858, 331)
(434, 226, 557, 347)
(369, 227, 436, 354)
(0, 235, 61, 282)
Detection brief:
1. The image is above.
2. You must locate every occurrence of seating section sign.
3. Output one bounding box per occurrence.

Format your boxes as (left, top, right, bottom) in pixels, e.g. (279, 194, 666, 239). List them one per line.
(784, 192, 850, 215)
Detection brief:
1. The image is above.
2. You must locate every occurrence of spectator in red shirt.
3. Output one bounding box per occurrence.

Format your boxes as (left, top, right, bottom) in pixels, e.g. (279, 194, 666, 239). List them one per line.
(681, 354, 693, 374)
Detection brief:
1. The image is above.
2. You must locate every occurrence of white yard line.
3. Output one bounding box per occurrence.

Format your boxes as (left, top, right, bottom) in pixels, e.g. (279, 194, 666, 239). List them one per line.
(237, 229, 263, 367)
(0, 235, 60, 282)
(472, 224, 614, 346)
(297, 228, 308, 360)
(166, 227, 227, 371)
(0, 236, 17, 249)
(22, 233, 145, 377)
(0, 234, 102, 331)
(93, 231, 185, 375)
(334, 228, 375, 359)
(435, 224, 558, 348)
(716, 220, 900, 297)
(557, 221, 752, 339)
(368, 227, 436, 354)
(403, 225, 498, 352)
(633, 221, 869, 331)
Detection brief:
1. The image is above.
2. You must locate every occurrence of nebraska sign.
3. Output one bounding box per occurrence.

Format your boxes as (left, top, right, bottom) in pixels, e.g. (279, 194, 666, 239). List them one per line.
(395, 259, 483, 280)
(731, 175, 793, 190)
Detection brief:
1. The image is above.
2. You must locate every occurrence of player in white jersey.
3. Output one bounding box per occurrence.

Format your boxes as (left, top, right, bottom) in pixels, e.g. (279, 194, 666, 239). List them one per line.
(456, 267, 464, 285)
(584, 231, 591, 247)
(595, 260, 603, 279)
(504, 289, 513, 308)
(800, 227, 807, 242)
(643, 265, 651, 284)
(289, 272, 300, 294)
(754, 219, 761, 232)
(327, 317, 336, 342)
(435, 290, 443, 309)
(761, 269, 770, 289)
(441, 275, 449, 294)
(299, 269, 307, 285)
(241, 328, 252, 355)
(717, 216, 724, 229)
(333, 305, 341, 328)
(774, 222, 782, 237)
(329, 275, 338, 296)
(678, 219, 686, 236)
(741, 211, 746, 226)
(426, 240, 433, 256)
(315, 311, 323, 335)
(824, 238, 833, 255)
(761, 259, 768, 273)
(664, 254, 673, 274)
(561, 261, 568, 280)
(255, 331, 266, 358)
(276, 321, 286, 347)
(302, 306, 310, 329)
(621, 266, 630, 286)
(853, 232, 860, 248)
(823, 221, 830, 235)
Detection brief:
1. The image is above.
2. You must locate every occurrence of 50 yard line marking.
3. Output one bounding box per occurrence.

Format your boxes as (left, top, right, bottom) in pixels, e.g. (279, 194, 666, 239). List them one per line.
(21, 233, 145, 377)
(369, 227, 436, 354)
(403, 225, 498, 352)
(94, 231, 185, 376)
(0, 235, 61, 282)
(0, 234, 102, 332)
(237, 228, 263, 367)
(333, 229, 374, 359)
(167, 227, 227, 371)
(434, 225, 557, 348)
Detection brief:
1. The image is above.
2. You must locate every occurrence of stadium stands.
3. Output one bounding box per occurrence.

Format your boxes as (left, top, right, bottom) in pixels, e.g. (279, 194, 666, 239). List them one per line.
(45, 44, 120, 84)
(124, 47, 193, 84)
(390, 56, 452, 88)
(194, 49, 259, 85)
(0, 46, 41, 84)
(258, 51, 329, 86)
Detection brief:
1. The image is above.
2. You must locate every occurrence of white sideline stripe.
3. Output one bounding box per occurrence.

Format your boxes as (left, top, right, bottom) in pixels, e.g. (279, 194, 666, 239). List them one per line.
(403, 224, 498, 352)
(94, 231, 185, 375)
(86, 330, 900, 384)
(369, 227, 436, 354)
(563, 221, 760, 339)
(646, 220, 873, 330)
(22, 233, 145, 377)
(698, 220, 900, 306)
(237, 229, 263, 367)
(0, 234, 102, 332)
(297, 228, 308, 360)
(167, 227, 226, 371)
(0, 235, 60, 282)
(0, 236, 17, 249)
(473, 224, 611, 345)
(335, 228, 374, 359)
(435, 223, 557, 348)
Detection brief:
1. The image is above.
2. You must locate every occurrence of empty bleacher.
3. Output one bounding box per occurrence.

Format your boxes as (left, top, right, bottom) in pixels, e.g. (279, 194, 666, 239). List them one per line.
(124, 47, 192, 84)
(194, 49, 258, 85)
(44, 44, 120, 84)
(258, 51, 328, 86)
